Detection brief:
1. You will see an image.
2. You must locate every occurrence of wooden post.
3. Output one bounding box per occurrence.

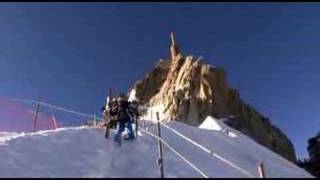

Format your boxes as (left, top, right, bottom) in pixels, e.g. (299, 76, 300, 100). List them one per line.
(49, 115, 53, 129)
(93, 113, 97, 127)
(50, 116, 55, 130)
(258, 162, 266, 178)
(145, 119, 149, 131)
(156, 112, 164, 178)
(32, 100, 40, 132)
(135, 115, 138, 137)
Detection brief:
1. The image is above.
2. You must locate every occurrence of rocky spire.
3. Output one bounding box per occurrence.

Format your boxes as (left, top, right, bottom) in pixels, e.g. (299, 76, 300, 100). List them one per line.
(170, 32, 180, 61)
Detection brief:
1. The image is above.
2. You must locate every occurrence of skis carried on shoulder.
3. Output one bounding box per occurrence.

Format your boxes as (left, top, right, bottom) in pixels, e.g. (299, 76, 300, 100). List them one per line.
(104, 88, 112, 139)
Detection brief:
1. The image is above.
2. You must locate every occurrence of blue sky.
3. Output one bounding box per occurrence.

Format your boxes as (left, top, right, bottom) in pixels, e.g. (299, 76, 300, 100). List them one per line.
(0, 3, 319, 158)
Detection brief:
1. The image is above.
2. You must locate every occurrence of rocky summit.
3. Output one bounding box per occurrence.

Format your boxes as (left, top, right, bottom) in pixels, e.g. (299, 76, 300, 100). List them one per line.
(130, 33, 296, 162)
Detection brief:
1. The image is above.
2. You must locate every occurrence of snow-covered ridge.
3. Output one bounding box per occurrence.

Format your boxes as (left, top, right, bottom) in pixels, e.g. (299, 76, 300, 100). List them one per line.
(0, 126, 87, 145)
(0, 121, 313, 178)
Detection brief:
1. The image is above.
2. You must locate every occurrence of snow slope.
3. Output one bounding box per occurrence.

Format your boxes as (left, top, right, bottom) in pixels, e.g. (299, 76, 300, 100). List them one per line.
(0, 120, 313, 178)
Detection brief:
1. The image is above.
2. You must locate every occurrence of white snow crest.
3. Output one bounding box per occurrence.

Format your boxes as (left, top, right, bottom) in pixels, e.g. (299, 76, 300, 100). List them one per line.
(0, 126, 89, 145)
(199, 116, 223, 131)
(199, 116, 238, 138)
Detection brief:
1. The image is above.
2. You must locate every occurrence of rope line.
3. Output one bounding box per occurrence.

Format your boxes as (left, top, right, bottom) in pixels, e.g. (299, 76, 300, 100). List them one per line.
(7, 97, 255, 177)
(7, 98, 104, 121)
(139, 127, 209, 178)
(154, 119, 255, 178)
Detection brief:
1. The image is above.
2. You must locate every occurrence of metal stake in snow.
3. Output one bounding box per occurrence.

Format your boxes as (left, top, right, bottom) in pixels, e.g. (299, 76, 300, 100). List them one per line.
(32, 100, 40, 132)
(258, 162, 266, 178)
(140, 127, 209, 178)
(158, 120, 255, 178)
(135, 115, 138, 137)
(49, 107, 58, 129)
(52, 115, 58, 129)
(93, 113, 97, 127)
(156, 112, 164, 178)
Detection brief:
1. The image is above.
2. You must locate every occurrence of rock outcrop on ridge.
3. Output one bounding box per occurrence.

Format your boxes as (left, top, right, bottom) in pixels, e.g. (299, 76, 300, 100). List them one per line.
(130, 33, 296, 162)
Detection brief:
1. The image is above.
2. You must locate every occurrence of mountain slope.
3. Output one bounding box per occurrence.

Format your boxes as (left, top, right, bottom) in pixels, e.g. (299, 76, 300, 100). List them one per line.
(0, 120, 312, 178)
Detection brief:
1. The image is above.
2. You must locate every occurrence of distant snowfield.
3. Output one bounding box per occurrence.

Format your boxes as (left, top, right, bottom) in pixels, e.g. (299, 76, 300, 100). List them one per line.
(0, 120, 313, 178)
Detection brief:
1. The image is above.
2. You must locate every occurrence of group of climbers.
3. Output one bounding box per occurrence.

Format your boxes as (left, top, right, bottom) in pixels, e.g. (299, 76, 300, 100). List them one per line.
(101, 93, 139, 145)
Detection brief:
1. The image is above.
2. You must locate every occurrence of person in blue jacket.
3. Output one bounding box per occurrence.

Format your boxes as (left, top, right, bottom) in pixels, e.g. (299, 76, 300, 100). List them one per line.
(113, 94, 135, 145)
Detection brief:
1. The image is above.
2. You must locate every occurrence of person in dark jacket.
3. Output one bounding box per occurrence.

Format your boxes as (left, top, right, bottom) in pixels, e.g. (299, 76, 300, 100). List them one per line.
(113, 94, 135, 145)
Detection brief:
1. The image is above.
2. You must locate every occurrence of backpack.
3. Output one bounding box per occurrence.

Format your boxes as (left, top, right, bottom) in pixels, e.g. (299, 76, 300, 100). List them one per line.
(117, 101, 130, 121)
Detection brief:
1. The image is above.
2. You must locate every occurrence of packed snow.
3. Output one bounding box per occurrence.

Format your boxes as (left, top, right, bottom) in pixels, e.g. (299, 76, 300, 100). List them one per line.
(0, 120, 313, 178)
(141, 104, 167, 121)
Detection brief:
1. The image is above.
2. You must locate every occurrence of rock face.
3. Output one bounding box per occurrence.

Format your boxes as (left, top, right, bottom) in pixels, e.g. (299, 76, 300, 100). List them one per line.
(306, 133, 320, 176)
(131, 33, 296, 162)
(297, 132, 320, 177)
(308, 133, 320, 162)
